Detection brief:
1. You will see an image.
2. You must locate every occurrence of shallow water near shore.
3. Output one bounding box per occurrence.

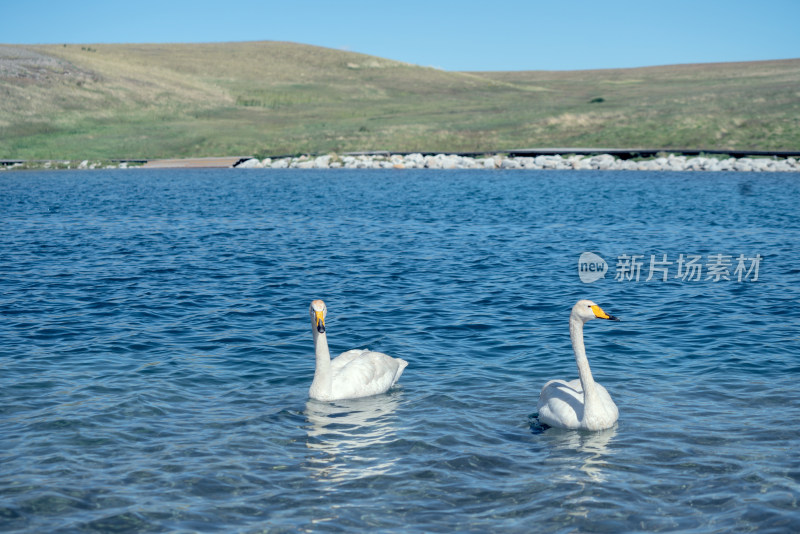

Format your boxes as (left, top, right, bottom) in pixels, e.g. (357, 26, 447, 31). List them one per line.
(2, 168, 799, 533)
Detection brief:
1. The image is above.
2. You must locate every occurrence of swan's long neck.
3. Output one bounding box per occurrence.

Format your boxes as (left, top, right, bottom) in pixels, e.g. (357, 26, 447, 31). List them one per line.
(310, 330, 332, 399)
(569, 314, 599, 404)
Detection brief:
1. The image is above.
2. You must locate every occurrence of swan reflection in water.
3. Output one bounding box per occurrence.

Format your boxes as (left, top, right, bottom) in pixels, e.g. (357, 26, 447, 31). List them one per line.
(533, 415, 617, 484)
(540, 426, 618, 522)
(548, 426, 617, 483)
(304, 391, 402, 483)
(531, 416, 619, 520)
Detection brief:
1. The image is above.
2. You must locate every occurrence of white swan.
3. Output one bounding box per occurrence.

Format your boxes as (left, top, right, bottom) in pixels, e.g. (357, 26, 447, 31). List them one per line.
(537, 300, 621, 431)
(308, 300, 407, 401)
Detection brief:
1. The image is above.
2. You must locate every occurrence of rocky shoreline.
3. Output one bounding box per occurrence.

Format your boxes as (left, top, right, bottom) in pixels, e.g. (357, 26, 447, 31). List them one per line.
(3, 152, 800, 172)
(238, 152, 800, 172)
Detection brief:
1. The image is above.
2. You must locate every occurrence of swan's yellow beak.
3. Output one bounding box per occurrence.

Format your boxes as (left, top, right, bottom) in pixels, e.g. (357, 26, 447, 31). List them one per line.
(591, 304, 620, 321)
(314, 310, 326, 333)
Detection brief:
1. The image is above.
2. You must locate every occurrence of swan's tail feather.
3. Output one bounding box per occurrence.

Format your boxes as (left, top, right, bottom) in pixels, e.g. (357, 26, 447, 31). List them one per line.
(393, 358, 408, 385)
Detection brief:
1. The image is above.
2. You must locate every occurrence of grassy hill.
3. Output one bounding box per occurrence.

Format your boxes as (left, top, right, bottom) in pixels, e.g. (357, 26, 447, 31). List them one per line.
(1, 41, 798, 160)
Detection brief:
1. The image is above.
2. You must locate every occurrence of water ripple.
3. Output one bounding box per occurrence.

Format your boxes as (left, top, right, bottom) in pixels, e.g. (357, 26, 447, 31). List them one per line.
(1, 169, 799, 532)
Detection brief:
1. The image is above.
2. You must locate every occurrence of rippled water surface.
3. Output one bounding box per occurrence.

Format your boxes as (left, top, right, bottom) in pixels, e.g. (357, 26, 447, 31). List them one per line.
(2, 169, 800, 533)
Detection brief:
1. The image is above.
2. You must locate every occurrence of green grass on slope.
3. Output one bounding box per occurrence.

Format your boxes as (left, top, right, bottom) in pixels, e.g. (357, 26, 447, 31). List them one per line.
(0, 42, 798, 160)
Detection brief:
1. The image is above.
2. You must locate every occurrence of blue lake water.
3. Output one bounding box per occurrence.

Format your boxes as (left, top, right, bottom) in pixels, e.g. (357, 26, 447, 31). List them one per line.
(2, 168, 799, 533)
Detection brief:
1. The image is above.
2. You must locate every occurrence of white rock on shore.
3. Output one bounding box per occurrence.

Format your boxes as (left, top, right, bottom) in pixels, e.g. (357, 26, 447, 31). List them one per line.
(230, 153, 800, 172)
(10, 153, 794, 172)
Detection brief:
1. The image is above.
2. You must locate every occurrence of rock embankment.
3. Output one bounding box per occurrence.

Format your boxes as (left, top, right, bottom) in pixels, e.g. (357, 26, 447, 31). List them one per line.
(238, 153, 800, 172)
(4, 153, 799, 172)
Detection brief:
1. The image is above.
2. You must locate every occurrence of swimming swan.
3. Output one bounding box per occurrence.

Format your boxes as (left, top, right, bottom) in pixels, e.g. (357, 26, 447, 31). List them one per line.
(309, 300, 407, 401)
(537, 300, 621, 431)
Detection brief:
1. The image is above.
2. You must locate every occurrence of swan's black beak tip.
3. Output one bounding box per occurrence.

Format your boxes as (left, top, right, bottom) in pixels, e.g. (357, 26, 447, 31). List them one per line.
(608, 314, 621, 322)
(316, 323, 326, 334)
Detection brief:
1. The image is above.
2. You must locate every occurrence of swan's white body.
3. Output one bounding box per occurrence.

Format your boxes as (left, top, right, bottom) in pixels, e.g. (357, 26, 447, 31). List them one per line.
(537, 300, 620, 431)
(309, 300, 407, 401)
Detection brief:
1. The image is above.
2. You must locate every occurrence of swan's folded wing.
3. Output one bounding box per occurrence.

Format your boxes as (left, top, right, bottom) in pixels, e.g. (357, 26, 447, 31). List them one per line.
(331, 350, 407, 399)
(537, 379, 584, 429)
(331, 349, 370, 370)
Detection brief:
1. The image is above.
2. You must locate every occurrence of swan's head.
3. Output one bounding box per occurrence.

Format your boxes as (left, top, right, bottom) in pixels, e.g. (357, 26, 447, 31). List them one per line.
(310, 299, 327, 334)
(573, 299, 620, 323)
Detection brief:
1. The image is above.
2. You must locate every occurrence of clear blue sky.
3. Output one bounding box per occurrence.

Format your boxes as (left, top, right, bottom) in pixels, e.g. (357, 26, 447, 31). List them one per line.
(3, 0, 798, 71)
